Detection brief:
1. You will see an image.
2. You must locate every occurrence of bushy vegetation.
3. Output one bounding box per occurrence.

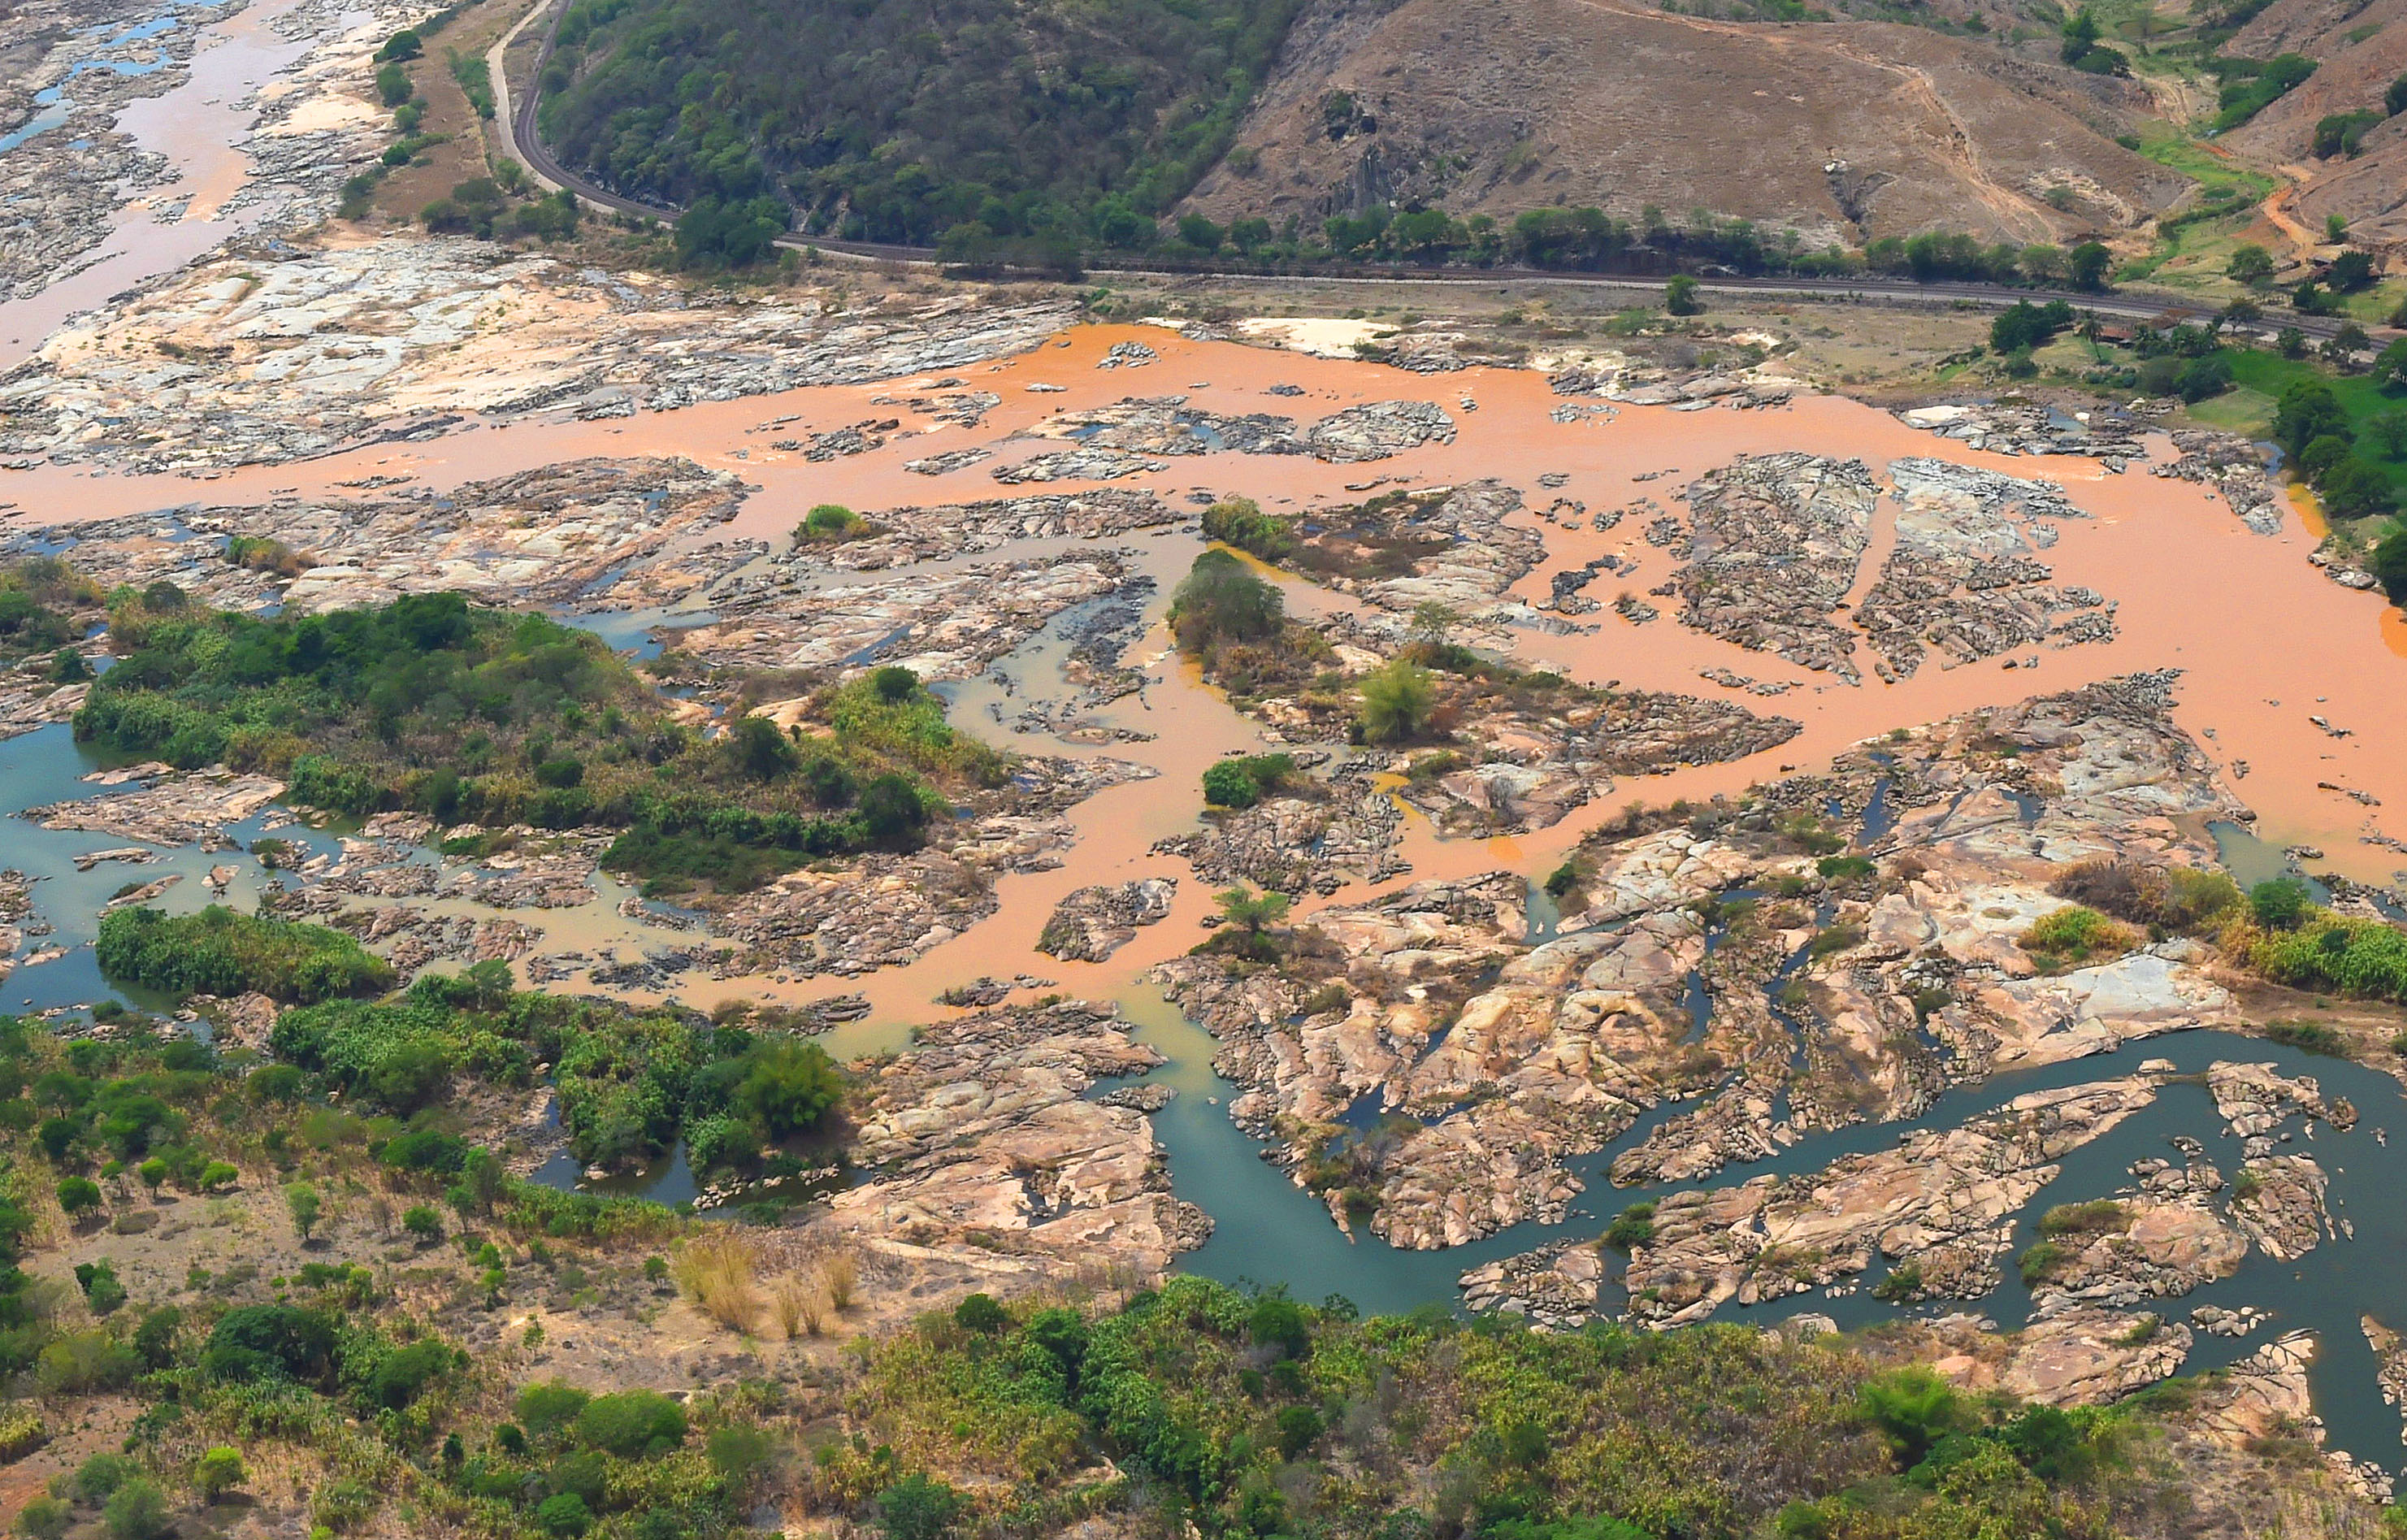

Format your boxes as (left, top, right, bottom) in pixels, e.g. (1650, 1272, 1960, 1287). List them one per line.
(1200, 753, 1296, 810)
(1199, 497, 1295, 561)
(2209, 54, 2317, 131)
(811, 1275, 2177, 1537)
(2018, 905, 2140, 971)
(538, 0, 1303, 254)
(96, 906, 394, 1004)
(270, 968, 845, 1173)
(74, 588, 995, 895)
(2046, 859, 2242, 937)
(0, 557, 100, 674)
(2249, 910, 2407, 1004)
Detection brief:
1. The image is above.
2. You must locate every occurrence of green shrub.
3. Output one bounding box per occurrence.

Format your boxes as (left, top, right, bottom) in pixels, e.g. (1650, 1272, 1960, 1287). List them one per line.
(1602, 1201, 1656, 1252)
(953, 1293, 1008, 1333)
(575, 1390, 687, 1457)
(1170, 551, 1285, 654)
(518, 1378, 592, 1435)
(1200, 498, 1295, 561)
(193, 1447, 245, 1502)
(876, 1473, 965, 1540)
(1357, 659, 1436, 744)
(2249, 878, 2311, 930)
(2018, 1241, 2070, 1286)
(1858, 1366, 1971, 1464)
(100, 1480, 167, 1540)
(794, 504, 869, 543)
(2036, 1200, 2127, 1237)
(2263, 1020, 2352, 1058)
(1200, 753, 1295, 810)
(15, 1497, 69, 1540)
(96, 906, 392, 1004)
(2018, 905, 2136, 969)
(536, 1493, 592, 1537)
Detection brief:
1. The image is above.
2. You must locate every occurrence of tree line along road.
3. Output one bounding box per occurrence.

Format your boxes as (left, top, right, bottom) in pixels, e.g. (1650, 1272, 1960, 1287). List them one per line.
(491, 0, 2367, 345)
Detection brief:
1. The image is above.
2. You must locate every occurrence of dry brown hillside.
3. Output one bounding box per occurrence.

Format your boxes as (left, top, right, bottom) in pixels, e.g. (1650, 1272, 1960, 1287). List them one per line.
(1178, 0, 2188, 245)
(2223, 0, 2407, 248)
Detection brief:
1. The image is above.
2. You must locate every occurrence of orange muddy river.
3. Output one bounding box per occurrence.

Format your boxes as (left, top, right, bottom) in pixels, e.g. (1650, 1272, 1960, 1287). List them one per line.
(9, 322, 2400, 1043)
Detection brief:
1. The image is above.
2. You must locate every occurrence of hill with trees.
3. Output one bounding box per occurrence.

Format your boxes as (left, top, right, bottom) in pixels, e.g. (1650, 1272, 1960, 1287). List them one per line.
(534, 0, 1304, 253)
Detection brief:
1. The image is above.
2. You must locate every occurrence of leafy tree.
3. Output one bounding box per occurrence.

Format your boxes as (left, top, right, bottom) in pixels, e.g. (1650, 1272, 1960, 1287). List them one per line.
(132, 1307, 180, 1370)
(2374, 337, 2407, 389)
(1247, 1291, 1310, 1356)
(375, 62, 411, 107)
(102, 1480, 167, 1540)
(1170, 550, 1284, 653)
(2060, 6, 2098, 60)
(2175, 352, 2232, 402)
(194, 1447, 246, 1503)
(2227, 244, 2274, 284)
(2372, 528, 2407, 601)
(2251, 878, 2310, 930)
(285, 1182, 321, 1243)
(1176, 214, 1223, 252)
(1216, 886, 1291, 935)
(1664, 275, 1702, 315)
(952, 1293, 1008, 1332)
(2320, 457, 2394, 519)
(518, 1378, 592, 1435)
(367, 1341, 455, 1408)
(376, 28, 423, 60)
(1357, 659, 1436, 743)
(2370, 409, 2407, 459)
(2067, 241, 2111, 289)
(2300, 433, 2353, 484)
(1990, 299, 2074, 353)
(55, 1177, 101, 1221)
(2277, 326, 2307, 358)
(2312, 112, 2382, 159)
(2324, 320, 2370, 363)
(401, 1204, 442, 1243)
(673, 196, 790, 268)
(1199, 753, 1293, 810)
(733, 714, 796, 782)
(734, 1040, 843, 1138)
(856, 772, 929, 848)
(203, 1304, 336, 1384)
(1199, 497, 1294, 560)
(2272, 379, 2348, 456)
(1201, 758, 1263, 809)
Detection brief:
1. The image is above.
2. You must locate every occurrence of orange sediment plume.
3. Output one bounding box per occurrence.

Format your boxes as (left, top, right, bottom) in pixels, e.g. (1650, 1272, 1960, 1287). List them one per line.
(13, 321, 2407, 1041)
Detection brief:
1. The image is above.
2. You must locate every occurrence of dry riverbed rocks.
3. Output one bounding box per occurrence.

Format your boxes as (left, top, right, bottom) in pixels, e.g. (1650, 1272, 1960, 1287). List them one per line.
(1672, 452, 1879, 683)
(0, 244, 1073, 470)
(1856, 458, 2114, 680)
(1036, 878, 1177, 963)
(1162, 670, 2285, 1297)
(826, 1000, 1208, 1273)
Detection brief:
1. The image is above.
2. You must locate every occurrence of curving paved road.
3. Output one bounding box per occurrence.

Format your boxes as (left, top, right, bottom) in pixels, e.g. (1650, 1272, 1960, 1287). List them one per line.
(492, 7, 2363, 343)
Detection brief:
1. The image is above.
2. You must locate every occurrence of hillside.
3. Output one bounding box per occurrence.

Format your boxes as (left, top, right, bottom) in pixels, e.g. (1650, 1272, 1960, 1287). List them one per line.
(535, 0, 1304, 246)
(2221, 0, 2407, 248)
(1176, 0, 2187, 246)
